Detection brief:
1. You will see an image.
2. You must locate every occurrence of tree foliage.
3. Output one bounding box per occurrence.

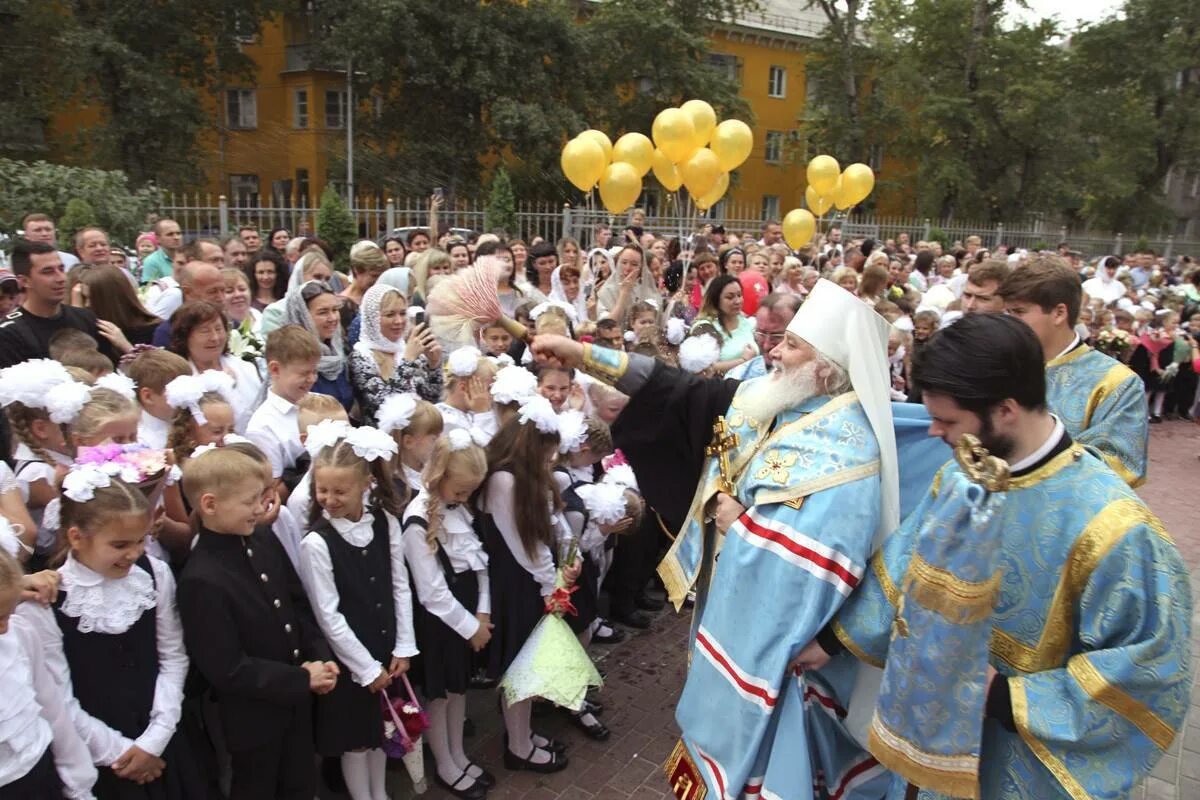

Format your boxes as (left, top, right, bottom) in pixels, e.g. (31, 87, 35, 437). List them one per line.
(315, 185, 357, 267)
(485, 168, 518, 237)
(57, 198, 98, 248)
(0, 159, 161, 244)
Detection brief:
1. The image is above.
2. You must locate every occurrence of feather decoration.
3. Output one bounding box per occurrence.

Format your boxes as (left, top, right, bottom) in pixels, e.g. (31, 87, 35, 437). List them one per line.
(426, 257, 530, 347)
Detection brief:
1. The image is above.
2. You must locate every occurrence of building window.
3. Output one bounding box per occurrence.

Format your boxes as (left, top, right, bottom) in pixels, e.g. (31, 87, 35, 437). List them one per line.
(764, 131, 784, 164)
(768, 66, 787, 98)
(706, 53, 739, 86)
(325, 90, 347, 129)
(229, 174, 259, 206)
(226, 89, 257, 130)
(294, 89, 309, 128)
(762, 196, 780, 221)
(295, 168, 310, 206)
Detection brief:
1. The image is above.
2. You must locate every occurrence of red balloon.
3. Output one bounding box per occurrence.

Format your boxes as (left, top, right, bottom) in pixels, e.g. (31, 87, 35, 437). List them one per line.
(739, 270, 769, 315)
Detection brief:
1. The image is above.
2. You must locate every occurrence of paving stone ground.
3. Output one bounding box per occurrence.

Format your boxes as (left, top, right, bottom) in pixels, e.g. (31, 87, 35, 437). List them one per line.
(366, 420, 1200, 800)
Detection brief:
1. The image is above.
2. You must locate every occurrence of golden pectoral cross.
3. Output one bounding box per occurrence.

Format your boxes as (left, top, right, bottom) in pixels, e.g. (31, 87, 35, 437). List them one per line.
(706, 416, 740, 496)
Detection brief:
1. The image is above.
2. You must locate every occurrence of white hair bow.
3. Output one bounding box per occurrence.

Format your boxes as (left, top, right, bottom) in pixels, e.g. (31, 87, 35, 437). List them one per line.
(376, 393, 418, 435)
(344, 425, 399, 463)
(517, 395, 559, 434)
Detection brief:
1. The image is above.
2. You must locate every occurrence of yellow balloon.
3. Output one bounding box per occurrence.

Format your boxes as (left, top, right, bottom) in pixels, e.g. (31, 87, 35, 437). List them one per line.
(598, 162, 642, 215)
(578, 129, 613, 164)
(680, 148, 721, 198)
(560, 137, 606, 192)
(806, 185, 833, 217)
(782, 208, 816, 250)
(807, 155, 841, 196)
(680, 99, 717, 148)
(695, 172, 729, 211)
(652, 148, 682, 192)
(710, 119, 753, 172)
(652, 108, 698, 164)
(841, 163, 876, 206)
(611, 132, 654, 178)
(831, 176, 855, 211)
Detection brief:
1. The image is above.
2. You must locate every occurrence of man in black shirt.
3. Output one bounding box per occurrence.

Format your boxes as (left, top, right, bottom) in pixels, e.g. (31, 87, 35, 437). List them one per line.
(0, 239, 114, 368)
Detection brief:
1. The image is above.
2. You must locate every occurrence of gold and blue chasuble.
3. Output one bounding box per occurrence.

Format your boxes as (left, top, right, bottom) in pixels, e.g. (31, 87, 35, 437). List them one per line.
(831, 444, 1192, 800)
(1046, 344, 1147, 487)
(661, 384, 893, 800)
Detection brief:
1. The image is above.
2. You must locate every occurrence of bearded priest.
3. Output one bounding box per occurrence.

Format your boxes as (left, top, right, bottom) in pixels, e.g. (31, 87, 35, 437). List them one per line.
(531, 279, 948, 800)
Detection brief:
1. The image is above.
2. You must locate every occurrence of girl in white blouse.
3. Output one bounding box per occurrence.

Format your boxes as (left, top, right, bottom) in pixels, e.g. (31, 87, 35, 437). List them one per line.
(297, 427, 417, 800)
(14, 471, 201, 799)
(402, 431, 494, 799)
(0, 546, 96, 800)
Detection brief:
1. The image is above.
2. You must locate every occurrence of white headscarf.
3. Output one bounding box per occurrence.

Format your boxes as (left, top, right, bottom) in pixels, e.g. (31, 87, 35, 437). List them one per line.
(549, 267, 588, 323)
(356, 283, 405, 356)
(377, 267, 411, 296)
(597, 246, 659, 321)
(284, 280, 345, 381)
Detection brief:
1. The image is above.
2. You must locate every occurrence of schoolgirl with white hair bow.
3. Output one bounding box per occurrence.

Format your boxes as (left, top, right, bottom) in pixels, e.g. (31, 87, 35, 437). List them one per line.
(296, 426, 418, 800)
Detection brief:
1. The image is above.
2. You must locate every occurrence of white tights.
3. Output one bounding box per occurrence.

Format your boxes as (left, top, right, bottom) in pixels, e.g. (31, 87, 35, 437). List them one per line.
(501, 697, 551, 764)
(426, 693, 486, 784)
(341, 748, 387, 800)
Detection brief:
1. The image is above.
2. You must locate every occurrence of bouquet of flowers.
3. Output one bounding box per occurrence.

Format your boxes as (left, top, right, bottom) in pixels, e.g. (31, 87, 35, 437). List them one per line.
(70, 444, 179, 508)
(499, 538, 602, 712)
(1095, 327, 1133, 359)
(228, 319, 264, 363)
(381, 675, 428, 793)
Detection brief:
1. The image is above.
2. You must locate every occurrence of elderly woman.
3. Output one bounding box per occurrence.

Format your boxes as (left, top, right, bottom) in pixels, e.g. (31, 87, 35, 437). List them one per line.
(348, 283, 444, 424)
(222, 267, 262, 335)
(167, 300, 263, 431)
(285, 280, 353, 411)
(258, 250, 334, 335)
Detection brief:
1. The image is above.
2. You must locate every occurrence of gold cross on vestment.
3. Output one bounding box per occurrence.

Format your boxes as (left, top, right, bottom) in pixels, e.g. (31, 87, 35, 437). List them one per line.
(706, 416, 740, 496)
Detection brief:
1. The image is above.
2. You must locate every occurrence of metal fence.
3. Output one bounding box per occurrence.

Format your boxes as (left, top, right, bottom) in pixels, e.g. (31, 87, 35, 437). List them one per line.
(158, 192, 1200, 259)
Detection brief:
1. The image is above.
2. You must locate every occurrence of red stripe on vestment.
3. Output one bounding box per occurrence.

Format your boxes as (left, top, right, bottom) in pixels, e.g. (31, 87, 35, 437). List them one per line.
(737, 513, 860, 590)
(695, 630, 778, 709)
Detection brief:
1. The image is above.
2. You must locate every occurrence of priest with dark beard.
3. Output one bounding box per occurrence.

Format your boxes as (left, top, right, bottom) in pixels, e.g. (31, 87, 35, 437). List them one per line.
(531, 279, 947, 800)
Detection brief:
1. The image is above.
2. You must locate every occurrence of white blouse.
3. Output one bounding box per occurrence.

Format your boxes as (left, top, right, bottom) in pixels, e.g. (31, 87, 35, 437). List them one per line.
(435, 404, 498, 443)
(1, 617, 97, 799)
(401, 492, 490, 641)
(15, 554, 188, 765)
(298, 509, 418, 687)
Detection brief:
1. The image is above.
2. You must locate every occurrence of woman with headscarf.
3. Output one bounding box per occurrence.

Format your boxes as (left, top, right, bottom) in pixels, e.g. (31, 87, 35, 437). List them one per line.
(348, 284, 444, 425)
(548, 265, 589, 323)
(596, 244, 659, 325)
(285, 280, 354, 411)
(346, 267, 411, 349)
(258, 250, 335, 335)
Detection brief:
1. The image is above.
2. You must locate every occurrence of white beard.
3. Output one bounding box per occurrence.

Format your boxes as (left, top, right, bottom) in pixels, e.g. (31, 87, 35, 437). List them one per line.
(738, 360, 823, 426)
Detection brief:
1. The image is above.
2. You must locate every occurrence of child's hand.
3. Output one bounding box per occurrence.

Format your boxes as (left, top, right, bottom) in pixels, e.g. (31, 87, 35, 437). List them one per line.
(387, 656, 409, 678)
(112, 745, 165, 784)
(303, 661, 337, 694)
(599, 517, 633, 536)
(367, 667, 392, 694)
(20, 570, 59, 605)
(258, 488, 281, 525)
(468, 619, 493, 652)
(562, 558, 583, 586)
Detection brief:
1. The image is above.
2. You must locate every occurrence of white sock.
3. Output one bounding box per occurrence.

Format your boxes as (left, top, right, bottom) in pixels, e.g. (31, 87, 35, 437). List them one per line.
(367, 748, 389, 800)
(341, 751, 372, 800)
(426, 698, 463, 786)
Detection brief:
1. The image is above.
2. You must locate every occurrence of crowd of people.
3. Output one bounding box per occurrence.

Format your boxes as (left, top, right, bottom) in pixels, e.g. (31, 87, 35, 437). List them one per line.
(0, 203, 1192, 800)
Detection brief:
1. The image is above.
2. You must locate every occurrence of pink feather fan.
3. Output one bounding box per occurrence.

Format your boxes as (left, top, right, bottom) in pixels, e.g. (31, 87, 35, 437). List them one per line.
(425, 256, 530, 347)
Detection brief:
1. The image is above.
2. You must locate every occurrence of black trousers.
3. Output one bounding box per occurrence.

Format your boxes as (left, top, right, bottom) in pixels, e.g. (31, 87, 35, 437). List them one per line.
(0, 748, 63, 800)
(604, 511, 665, 614)
(228, 706, 315, 800)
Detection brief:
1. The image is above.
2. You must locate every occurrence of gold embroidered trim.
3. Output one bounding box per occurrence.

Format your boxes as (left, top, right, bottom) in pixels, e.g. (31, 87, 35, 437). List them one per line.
(1082, 362, 1137, 430)
(1067, 656, 1175, 751)
(663, 740, 709, 800)
(580, 343, 629, 384)
(1046, 343, 1092, 369)
(867, 715, 980, 799)
(906, 555, 1001, 626)
(1101, 451, 1144, 489)
(658, 552, 692, 612)
(872, 555, 900, 608)
(753, 461, 880, 507)
(783, 496, 805, 511)
(1011, 678, 1091, 800)
(1005, 445, 1083, 489)
(989, 498, 1164, 673)
(832, 620, 885, 669)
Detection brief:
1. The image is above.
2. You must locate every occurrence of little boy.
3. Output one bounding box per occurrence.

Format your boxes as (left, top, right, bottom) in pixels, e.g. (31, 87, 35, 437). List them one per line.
(177, 447, 337, 800)
(246, 325, 321, 493)
(126, 348, 192, 448)
(480, 321, 512, 358)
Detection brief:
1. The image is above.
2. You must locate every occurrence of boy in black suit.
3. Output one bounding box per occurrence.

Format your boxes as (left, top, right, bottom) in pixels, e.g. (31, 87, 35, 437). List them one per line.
(178, 447, 338, 800)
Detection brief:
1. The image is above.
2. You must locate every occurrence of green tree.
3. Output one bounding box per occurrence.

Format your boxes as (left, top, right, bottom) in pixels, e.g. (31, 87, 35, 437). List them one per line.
(56, 198, 98, 248)
(0, 2, 68, 160)
(315, 185, 357, 268)
(0, 159, 161, 243)
(485, 168, 518, 236)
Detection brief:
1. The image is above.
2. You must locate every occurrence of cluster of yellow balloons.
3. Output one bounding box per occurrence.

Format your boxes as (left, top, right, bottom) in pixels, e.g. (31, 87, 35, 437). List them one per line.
(558, 100, 754, 215)
(781, 155, 877, 250)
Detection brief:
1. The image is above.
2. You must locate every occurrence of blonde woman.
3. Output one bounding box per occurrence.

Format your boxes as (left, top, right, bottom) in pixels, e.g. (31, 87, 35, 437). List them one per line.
(348, 283, 444, 424)
(341, 240, 389, 310)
